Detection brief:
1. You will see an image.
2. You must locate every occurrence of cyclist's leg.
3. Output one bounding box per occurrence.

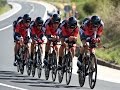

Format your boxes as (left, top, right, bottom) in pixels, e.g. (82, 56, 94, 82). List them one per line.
(31, 40, 35, 60)
(39, 34, 44, 54)
(78, 29, 88, 64)
(26, 41, 31, 63)
(58, 38, 66, 66)
(44, 41, 50, 60)
(69, 39, 77, 58)
(14, 41, 20, 66)
(44, 40, 51, 66)
(77, 31, 87, 70)
(71, 46, 76, 58)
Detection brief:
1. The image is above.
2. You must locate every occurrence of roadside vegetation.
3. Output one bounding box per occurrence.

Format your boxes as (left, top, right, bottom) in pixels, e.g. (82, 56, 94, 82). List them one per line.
(0, 0, 11, 15)
(40, 0, 120, 65)
(74, 0, 120, 65)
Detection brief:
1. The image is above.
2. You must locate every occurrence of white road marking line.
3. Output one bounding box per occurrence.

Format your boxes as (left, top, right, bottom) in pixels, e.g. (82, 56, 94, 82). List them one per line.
(0, 83, 28, 90)
(28, 4, 34, 15)
(0, 24, 12, 31)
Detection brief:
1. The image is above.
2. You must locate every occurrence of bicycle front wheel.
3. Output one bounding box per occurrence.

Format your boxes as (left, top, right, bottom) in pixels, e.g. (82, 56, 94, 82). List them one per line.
(66, 53, 72, 85)
(88, 54, 97, 89)
(26, 59, 31, 76)
(32, 52, 37, 77)
(58, 55, 66, 83)
(51, 51, 57, 82)
(25, 50, 31, 76)
(44, 54, 51, 80)
(78, 63, 86, 87)
(37, 49, 42, 78)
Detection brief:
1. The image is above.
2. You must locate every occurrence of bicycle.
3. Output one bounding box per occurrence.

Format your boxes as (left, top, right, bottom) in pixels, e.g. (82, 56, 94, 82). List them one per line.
(78, 31, 100, 89)
(44, 41, 58, 81)
(58, 42, 74, 85)
(31, 39, 43, 78)
(16, 37, 30, 75)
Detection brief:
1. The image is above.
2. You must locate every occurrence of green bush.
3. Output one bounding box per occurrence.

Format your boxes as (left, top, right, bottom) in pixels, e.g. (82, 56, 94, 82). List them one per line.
(83, 1, 97, 15)
(0, 0, 7, 7)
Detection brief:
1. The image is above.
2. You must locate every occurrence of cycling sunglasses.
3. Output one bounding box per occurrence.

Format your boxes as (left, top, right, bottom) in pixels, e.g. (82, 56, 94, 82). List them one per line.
(36, 23, 42, 26)
(53, 21, 60, 24)
(68, 25, 76, 29)
(25, 20, 30, 23)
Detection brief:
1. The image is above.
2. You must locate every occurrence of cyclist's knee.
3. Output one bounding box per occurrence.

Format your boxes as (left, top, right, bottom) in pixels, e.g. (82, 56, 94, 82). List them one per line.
(55, 46, 58, 51)
(71, 47, 75, 56)
(45, 41, 50, 51)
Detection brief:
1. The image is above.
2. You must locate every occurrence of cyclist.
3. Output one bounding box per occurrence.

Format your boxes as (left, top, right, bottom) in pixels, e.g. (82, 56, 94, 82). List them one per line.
(13, 16, 22, 40)
(58, 16, 79, 67)
(80, 16, 91, 29)
(13, 14, 31, 66)
(30, 17, 44, 65)
(77, 15, 104, 72)
(43, 14, 61, 66)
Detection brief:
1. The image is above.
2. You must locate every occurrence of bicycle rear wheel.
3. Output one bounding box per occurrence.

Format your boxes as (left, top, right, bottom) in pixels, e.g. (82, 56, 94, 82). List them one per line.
(88, 54, 97, 89)
(44, 64, 50, 80)
(20, 60, 24, 74)
(31, 64, 36, 77)
(66, 53, 72, 85)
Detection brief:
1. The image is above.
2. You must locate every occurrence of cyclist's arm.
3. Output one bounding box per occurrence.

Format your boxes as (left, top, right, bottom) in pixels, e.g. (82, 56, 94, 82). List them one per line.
(68, 27, 79, 42)
(45, 25, 52, 35)
(61, 27, 68, 38)
(45, 25, 54, 40)
(14, 24, 21, 41)
(30, 27, 36, 38)
(97, 26, 103, 37)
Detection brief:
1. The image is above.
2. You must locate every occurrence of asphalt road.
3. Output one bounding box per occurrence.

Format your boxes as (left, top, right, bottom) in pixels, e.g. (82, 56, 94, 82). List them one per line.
(0, 1, 120, 90)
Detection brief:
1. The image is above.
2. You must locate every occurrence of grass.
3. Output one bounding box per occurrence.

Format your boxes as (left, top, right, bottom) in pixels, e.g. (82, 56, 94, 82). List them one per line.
(0, 4, 11, 15)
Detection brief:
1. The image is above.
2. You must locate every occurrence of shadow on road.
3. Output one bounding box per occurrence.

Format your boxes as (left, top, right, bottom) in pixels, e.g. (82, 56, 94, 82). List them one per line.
(0, 71, 29, 80)
(29, 84, 81, 89)
(0, 71, 89, 89)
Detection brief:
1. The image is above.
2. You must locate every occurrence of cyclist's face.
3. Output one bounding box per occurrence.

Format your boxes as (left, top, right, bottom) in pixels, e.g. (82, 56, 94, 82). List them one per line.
(53, 22, 59, 29)
(37, 24, 42, 29)
(69, 28, 74, 32)
(92, 25, 98, 31)
(25, 21, 30, 27)
(68, 25, 75, 32)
